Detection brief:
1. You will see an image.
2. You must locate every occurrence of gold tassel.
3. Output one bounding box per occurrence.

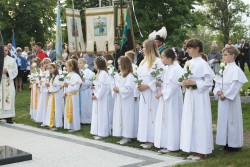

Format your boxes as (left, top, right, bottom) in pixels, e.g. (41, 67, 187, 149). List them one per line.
(49, 93, 56, 128)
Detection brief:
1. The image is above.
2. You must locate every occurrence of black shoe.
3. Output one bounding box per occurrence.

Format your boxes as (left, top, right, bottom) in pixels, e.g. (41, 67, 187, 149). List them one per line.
(228, 147, 241, 152)
(6, 118, 14, 124)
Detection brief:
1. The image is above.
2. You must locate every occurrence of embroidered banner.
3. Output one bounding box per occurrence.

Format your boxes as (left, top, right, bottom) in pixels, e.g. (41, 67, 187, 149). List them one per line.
(85, 7, 115, 54)
(65, 8, 85, 53)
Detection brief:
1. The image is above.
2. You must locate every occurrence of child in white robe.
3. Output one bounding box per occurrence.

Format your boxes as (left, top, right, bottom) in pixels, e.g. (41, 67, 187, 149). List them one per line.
(63, 59, 82, 132)
(104, 55, 117, 130)
(90, 56, 111, 139)
(125, 51, 139, 137)
(36, 58, 51, 125)
(137, 39, 165, 149)
(45, 63, 64, 130)
(78, 58, 94, 124)
(113, 56, 136, 145)
(154, 49, 183, 152)
(30, 58, 41, 121)
(213, 46, 248, 151)
(180, 39, 215, 160)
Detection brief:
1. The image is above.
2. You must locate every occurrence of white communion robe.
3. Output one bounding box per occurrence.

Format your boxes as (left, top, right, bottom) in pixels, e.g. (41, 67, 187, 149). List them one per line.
(64, 72, 82, 131)
(0, 56, 18, 119)
(180, 56, 215, 155)
(154, 61, 183, 151)
(108, 65, 117, 130)
(90, 70, 111, 137)
(30, 68, 41, 121)
(132, 63, 139, 137)
(112, 73, 137, 138)
(35, 70, 50, 124)
(137, 57, 165, 143)
(79, 68, 94, 124)
(45, 75, 64, 128)
(213, 62, 248, 148)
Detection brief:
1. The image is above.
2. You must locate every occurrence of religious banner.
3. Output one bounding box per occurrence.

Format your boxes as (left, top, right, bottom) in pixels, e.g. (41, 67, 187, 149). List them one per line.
(85, 6, 115, 54)
(65, 8, 85, 53)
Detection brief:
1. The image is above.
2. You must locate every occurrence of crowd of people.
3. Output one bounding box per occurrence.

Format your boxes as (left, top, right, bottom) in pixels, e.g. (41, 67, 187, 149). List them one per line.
(0, 33, 249, 160)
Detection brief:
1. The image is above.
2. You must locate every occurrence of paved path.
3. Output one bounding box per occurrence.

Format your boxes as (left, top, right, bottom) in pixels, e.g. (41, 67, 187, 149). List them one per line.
(0, 123, 188, 167)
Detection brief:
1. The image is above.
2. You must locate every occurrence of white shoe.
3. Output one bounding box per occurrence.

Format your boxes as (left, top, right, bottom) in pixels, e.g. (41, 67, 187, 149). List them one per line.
(68, 130, 75, 133)
(142, 143, 153, 149)
(94, 136, 102, 140)
(117, 138, 125, 144)
(186, 155, 195, 160)
(41, 124, 46, 127)
(140, 143, 147, 147)
(191, 156, 201, 160)
(158, 149, 169, 153)
(51, 128, 58, 131)
(120, 138, 131, 145)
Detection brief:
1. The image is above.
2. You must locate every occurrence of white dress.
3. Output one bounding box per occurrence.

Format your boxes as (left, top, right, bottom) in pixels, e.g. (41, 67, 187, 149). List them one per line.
(137, 57, 165, 143)
(79, 68, 94, 124)
(36, 70, 50, 124)
(154, 61, 183, 151)
(64, 72, 82, 131)
(0, 56, 18, 119)
(112, 73, 136, 138)
(90, 70, 111, 137)
(108, 65, 117, 129)
(30, 68, 41, 121)
(45, 75, 64, 128)
(213, 62, 248, 148)
(132, 64, 139, 137)
(180, 56, 215, 155)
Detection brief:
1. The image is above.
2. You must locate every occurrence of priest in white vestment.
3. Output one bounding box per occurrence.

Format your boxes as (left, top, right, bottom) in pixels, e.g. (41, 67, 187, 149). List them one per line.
(0, 46, 18, 123)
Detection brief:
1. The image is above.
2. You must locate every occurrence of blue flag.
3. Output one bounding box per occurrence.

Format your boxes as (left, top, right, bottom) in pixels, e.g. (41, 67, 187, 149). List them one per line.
(55, 0, 62, 59)
(12, 31, 16, 48)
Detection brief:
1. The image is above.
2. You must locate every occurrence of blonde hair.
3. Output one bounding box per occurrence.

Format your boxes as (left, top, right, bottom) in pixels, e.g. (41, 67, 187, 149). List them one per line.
(42, 58, 51, 64)
(78, 58, 87, 64)
(125, 50, 135, 62)
(118, 56, 133, 78)
(140, 39, 159, 68)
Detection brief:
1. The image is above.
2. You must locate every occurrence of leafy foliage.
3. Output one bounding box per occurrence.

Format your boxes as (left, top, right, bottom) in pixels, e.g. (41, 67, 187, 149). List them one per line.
(0, 0, 57, 48)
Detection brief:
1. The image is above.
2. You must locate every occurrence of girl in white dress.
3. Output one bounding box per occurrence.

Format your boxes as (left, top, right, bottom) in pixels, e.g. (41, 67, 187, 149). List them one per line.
(36, 58, 51, 125)
(125, 51, 139, 137)
(213, 46, 248, 151)
(113, 56, 136, 145)
(30, 58, 41, 121)
(154, 49, 183, 152)
(104, 55, 116, 130)
(45, 63, 64, 130)
(137, 39, 165, 149)
(180, 39, 215, 160)
(63, 59, 82, 132)
(78, 58, 94, 124)
(90, 56, 111, 139)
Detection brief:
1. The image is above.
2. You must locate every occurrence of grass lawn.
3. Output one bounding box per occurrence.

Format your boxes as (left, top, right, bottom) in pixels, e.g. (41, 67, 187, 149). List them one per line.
(13, 67, 250, 167)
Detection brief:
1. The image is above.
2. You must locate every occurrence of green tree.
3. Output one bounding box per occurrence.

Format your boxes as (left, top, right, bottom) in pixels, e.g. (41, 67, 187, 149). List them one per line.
(0, 0, 57, 48)
(132, 0, 204, 47)
(204, 0, 250, 45)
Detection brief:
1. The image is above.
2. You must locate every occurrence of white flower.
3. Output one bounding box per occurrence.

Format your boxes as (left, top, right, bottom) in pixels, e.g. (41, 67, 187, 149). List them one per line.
(62, 70, 68, 74)
(108, 60, 113, 64)
(185, 61, 191, 67)
(39, 72, 45, 77)
(220, 62, 226, 68)
(219, 69, 223, 76)
(59, 70, 62, 75)
(84, 64, 88, 69)
(32, 63, 37, 67)
(63, 67, 66, 71)
(33, 73, 39, 77)
(59, 74, 64, 78)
